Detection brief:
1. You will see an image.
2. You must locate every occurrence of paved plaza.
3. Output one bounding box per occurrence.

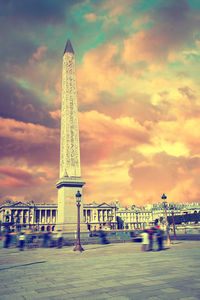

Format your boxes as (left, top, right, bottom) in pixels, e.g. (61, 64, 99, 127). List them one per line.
(0, 241, 200, 300)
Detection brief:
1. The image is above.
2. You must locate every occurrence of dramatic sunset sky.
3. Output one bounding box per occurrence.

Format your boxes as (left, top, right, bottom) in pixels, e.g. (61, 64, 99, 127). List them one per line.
(0, 0, 200, 206)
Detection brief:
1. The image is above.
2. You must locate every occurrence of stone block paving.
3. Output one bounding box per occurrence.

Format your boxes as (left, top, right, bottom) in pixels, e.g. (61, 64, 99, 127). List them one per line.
(0, 241, 200, 300)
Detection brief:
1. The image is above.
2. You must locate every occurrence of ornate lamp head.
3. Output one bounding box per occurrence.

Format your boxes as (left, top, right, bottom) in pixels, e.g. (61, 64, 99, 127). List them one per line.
(76, 190, 82, 203)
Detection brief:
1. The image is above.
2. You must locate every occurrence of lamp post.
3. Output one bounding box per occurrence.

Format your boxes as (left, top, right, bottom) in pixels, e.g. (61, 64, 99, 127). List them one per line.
(170, 205, 177, 240)
(161, 193, 170, 246)
(73, 190, 84, 252)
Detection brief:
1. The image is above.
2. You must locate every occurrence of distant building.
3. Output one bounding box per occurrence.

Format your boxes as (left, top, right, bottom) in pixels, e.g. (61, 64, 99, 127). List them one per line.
(1, 200, 199, 232)
(0, 200, 57, 232)
(84, 202, 117, 231)
(0, 200, 117, 232)
(116, 205, 153, 230)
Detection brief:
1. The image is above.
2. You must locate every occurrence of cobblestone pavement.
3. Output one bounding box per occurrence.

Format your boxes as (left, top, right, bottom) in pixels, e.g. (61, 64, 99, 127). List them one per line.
(0, 241, 200, 300)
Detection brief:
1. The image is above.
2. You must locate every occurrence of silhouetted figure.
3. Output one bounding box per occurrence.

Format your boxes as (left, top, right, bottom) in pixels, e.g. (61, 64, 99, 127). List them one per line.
(19, 232, 25, 251)
(26, 233, 34, 248)
(141, 230, 149, 252)
(4, 232, 11, 248)
(42, 231, 50, 248)
(99, 230, 109, 244)
(90, 227, 98, 237)
(148, 227, 155, 251)
(156, 229, 164, 251)
(57, 231, 63, 248)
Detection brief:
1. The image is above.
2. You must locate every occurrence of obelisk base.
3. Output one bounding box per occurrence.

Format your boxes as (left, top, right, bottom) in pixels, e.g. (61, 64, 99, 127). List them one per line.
(56, 177, 88, 233)
(56, 223, 88, 233)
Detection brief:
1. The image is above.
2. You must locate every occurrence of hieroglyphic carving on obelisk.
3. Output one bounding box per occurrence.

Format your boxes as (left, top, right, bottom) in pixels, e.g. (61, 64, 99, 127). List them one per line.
(60, 39, 81, 179)
(56, 39, 86, 232)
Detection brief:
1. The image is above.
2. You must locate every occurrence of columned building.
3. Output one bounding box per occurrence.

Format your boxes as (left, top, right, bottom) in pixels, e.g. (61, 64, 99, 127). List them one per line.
(1, 200, 198, 232)
(0, 201, 117, 232)
(83, 202, 117, 231)
(0, 200, 57, 232)
(116, 208, 153, 230)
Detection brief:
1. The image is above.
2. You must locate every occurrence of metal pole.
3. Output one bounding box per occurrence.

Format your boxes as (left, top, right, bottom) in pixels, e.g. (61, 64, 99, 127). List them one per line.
(77, 202, 80, 245)
(74, 201, 84, 252)
(171, 211, 177, 240)
(161, 194, 170, 246)
(163, 198, 171, 246)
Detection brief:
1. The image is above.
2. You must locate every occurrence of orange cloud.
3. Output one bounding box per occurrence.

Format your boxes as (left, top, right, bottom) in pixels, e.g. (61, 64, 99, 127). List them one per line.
(79, 110, 152, 204)
(84, 13, 97, 22)
(0, 117, 59, 170)
(29, 46, 48, 63)
(0, 117, 58, 144)
(127, 152, 200, 205)
(122, 0, 197, 66)
(79, 110, 149, 164)
(0, 166, 41, 188)
(77, 43, 120, 104)
(103, 0, 135, 17)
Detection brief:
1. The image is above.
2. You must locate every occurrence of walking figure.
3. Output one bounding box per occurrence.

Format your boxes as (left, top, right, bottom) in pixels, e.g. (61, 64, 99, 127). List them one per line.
(19, 232, 25, 251)
(141, 229, 149, 252)
(42, 231, 50, 247)
(156, 229, 164, 251)
(99, 230, 109, 244)
(4, 232, 11, 248)
(57, 230, 63, 248)
(148, 227, 155, 251)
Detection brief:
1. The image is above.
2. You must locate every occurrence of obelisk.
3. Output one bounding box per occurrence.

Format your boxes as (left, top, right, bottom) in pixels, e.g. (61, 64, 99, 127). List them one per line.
(56, 39, 86, 232)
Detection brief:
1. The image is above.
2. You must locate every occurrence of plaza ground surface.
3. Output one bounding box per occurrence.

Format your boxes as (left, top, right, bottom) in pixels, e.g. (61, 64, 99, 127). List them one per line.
(0, 241, 200, 300)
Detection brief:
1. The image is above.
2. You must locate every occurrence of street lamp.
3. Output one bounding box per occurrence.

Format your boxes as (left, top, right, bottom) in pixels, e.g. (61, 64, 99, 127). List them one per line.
(170, 205, 177, 240)
(161, 193, 170, 246)
(73, 190, 84, 252)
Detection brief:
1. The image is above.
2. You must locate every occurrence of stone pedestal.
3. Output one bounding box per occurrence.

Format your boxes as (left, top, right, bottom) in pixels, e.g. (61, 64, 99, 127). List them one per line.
(56, 176, 88, 233)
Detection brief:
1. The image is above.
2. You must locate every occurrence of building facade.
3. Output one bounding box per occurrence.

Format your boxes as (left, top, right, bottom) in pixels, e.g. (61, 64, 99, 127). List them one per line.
(0, 200, 57, 232)
(116, 208, 153, 230)
(115, 201, 153, 230)
(1, 200, 199, 232)
(83, 202, 117, 231)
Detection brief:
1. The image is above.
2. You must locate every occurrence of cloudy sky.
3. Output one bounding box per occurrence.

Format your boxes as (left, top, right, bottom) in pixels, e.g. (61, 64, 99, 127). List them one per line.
(0, 0, 200, 206)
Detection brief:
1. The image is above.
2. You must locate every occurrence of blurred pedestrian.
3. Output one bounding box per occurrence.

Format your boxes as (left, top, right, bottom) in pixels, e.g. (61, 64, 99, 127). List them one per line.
(99, 230, 109, 244)
(156, 229, 164, 251)
(141, 229, 149, 252)
(42, 231, 50, 248)
(4, 231, 11, 248)
(19, 232, 25, 251)
(57, 230, 63, 248)
(148, 227, 155, 251)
